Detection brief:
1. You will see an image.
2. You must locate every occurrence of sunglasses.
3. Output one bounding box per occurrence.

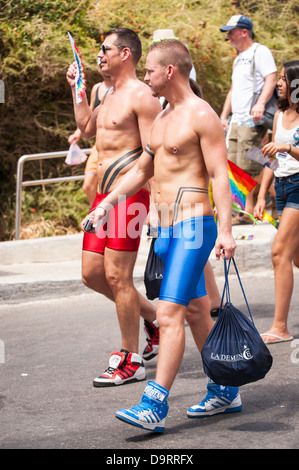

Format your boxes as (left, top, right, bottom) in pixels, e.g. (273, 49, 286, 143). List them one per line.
(99, 44, 126, 54)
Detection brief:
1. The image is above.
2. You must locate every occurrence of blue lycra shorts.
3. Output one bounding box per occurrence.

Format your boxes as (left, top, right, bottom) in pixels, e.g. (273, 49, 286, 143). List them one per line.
(154, 216, 217, 306)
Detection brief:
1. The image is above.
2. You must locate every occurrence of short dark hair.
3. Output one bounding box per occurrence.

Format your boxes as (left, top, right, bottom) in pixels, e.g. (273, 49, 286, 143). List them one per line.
(278, 60, 299, 114)
(248, 29, 255, 40)
(149, 39, 192, 79)
(103, 28, 142, 65)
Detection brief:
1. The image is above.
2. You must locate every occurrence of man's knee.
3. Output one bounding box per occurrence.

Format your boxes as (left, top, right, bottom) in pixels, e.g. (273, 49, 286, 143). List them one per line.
(82, 254, 107, 293)
(82, 268, 104, 293)
(185, 299, 208, 326)
(156, 302, 185, 330)
(105, 266, 133, 293)
(82, 269, 93, 288)
(185, 304, 198, 326)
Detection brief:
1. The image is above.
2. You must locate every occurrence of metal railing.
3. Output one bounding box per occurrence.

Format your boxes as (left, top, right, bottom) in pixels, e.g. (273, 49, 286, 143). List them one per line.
(15, 149, 92, 240)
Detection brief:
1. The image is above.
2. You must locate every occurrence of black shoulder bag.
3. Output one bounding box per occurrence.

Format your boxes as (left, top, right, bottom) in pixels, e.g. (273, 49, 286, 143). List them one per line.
(250, 45, 278, 131)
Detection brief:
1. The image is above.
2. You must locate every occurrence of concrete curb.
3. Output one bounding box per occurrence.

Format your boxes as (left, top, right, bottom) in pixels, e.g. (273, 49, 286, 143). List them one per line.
(0, 222, 276, 268)
(0, 222, 277, 302)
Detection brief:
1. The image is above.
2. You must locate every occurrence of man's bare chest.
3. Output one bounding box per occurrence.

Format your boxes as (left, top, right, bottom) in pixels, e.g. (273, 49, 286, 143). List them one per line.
(151, 115, 198, 156)
(96, 92, 137, 132)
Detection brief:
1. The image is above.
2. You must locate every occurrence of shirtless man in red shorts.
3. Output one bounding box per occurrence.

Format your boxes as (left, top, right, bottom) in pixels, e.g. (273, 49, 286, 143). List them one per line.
(66, 28, 161, 387)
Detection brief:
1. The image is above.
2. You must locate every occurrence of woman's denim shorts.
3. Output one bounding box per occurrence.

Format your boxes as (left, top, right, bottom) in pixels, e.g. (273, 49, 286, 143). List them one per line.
(275, 172, 299, 216)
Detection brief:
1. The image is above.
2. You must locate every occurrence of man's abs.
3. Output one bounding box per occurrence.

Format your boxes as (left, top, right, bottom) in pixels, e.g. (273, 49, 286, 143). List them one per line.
(155, 184, 214, 227)
(97, 147, 143, 194)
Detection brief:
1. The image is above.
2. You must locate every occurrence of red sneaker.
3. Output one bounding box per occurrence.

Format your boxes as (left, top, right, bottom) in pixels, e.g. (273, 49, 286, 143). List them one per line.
(142, 320, 159, 361)
(93, 351, 145, 387)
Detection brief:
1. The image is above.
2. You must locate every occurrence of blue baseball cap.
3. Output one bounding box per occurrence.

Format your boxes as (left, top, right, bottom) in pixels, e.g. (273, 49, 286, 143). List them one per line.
(220, 15, 253, 32)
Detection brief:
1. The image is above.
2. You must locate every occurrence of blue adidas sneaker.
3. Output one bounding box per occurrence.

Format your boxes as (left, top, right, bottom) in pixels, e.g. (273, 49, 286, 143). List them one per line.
(187, 379, 242, 418)
(115, 381, 169, 433)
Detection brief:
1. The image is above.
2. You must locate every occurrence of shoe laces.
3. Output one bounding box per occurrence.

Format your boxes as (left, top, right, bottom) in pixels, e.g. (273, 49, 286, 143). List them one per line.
(201, 390, 217, 405)
(105, 365, 117, 374)
(105, 351, 128, 374)
(130, 397, 155, 416)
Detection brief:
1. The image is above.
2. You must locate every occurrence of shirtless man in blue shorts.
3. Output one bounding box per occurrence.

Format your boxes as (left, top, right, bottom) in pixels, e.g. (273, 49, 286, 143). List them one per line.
(85, 39, 241, 432)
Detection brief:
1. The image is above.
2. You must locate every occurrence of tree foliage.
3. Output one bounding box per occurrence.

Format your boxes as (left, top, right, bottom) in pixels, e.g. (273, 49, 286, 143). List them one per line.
(0, 0, 298, 239)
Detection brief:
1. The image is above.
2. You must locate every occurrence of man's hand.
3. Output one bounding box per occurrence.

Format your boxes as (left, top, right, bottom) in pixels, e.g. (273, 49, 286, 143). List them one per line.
(250, 102, 265, 123)
(214, 232, 236, 261)
(66, 61, 78, 88)
(146, 201, 159, 237)
(80, 205, 108, 233)
(220, 116, 229, 132)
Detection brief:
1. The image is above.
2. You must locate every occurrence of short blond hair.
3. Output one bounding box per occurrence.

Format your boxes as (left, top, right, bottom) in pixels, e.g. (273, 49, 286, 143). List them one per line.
(149, 39, 192, 79)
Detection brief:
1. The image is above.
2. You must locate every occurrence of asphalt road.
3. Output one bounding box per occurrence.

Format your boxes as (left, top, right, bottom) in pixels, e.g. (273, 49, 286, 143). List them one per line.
(0, 272, 299, 453)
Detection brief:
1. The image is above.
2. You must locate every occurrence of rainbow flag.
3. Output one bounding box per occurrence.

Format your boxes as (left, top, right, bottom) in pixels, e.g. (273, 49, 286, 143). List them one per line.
(68, 32, 86, 104)
(228, 160, 257, 211)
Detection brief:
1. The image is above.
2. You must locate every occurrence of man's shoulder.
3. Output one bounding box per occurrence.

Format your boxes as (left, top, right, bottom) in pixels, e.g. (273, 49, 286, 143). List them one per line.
(130, 79, 161, 113)
(132, 79, 154, 96)
(190, 96, 214, 115)
(254, 42, 277, 72)
(187, 97, 219, 129)
(124, 78, 154, 102)
(254, 42, 274, 57)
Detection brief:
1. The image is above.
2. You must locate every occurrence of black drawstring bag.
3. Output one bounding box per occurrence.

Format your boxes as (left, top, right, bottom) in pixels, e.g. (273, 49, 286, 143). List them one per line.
(144, 237, 164, 300)
(201, 258, 273, 387)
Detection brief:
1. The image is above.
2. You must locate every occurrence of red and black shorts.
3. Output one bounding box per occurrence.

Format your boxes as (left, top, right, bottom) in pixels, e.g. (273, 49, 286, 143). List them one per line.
(82, 189, 150, 254)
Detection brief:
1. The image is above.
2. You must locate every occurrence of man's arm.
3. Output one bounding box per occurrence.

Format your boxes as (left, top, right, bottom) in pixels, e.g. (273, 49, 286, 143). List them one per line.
(66, 61, 98, 138)
(67, 82, 100, 144)
(220, 85, 232, 132)
(85, 148, 155, 229)
(251, 72, 277, 123)
(197, 106, 236, 260)
(133, 88, 161, 230)
(133, 87, 161, 148)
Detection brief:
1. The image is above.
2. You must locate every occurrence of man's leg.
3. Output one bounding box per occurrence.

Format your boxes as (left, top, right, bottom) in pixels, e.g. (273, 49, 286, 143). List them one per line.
(154, 300, 187, 390)
(227, 123, 247, 224)
(116, 299, 185, 432)
(236, 125, 266, 217)
(115, 216, 220, 431)
(104, 248, 140, 353)
(115, 296, 241, 432)
(93, 248, 146, 387)
(82, 248, 158, 358)
(82, 249, 113, 300)
(82, 249, 156, 322)
(185, 295, 214, 350)
(82, 249, 157, 387)
(185, 296, 241, 418)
